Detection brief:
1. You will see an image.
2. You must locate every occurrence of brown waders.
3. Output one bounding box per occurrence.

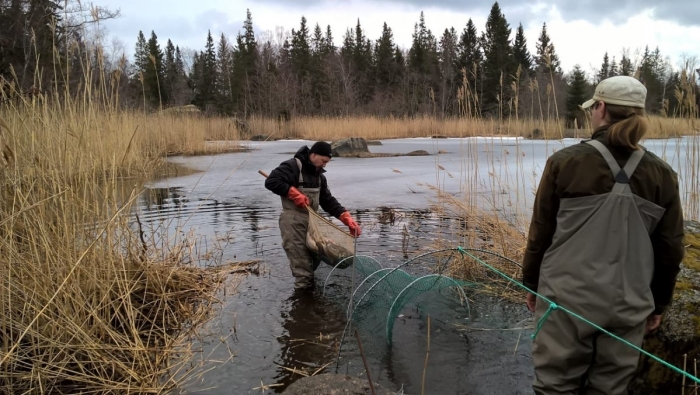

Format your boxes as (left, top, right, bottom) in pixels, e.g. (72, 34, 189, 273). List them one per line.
(532, 140, 665, 395)
(279, 159, 321, 289)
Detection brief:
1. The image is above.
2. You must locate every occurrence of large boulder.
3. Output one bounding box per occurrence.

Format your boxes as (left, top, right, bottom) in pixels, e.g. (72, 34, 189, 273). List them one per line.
(331, 138, 370, 157)
(282, 373, 394, 395)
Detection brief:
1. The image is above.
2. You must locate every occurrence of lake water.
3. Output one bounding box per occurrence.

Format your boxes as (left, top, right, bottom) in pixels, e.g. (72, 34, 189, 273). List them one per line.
(134, 136, 697, 394)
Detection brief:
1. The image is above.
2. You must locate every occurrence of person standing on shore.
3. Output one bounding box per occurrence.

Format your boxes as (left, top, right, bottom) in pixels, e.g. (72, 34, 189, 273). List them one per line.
(522, 75, 686, 394)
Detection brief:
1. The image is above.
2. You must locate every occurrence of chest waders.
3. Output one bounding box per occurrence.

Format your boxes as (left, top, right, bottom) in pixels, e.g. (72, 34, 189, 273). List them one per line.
(279, 158, 322, 289)
(532, 140, 666, 395)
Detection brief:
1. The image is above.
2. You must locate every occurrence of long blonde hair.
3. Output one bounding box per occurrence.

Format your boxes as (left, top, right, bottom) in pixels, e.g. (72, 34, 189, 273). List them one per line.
(604, 103, 649, 149)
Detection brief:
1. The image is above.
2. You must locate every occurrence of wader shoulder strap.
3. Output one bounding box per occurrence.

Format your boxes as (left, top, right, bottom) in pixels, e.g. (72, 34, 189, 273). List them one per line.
(294, 158, 303, 185)
(585, 140, 645, 184)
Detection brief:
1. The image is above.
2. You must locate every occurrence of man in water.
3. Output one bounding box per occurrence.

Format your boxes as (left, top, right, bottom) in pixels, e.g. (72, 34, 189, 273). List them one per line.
(265, 141, 361, 289)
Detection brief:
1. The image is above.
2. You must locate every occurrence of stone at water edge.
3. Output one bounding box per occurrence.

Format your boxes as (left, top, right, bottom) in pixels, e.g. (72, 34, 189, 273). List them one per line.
(282, 373, 395, 395)
(331, 138, 370, 157)
(406, 150, 430, 156)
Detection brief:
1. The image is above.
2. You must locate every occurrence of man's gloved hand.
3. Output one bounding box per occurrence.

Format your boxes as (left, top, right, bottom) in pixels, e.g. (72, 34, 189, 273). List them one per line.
(339, 211, 361, 237)
(287, 187, 309, 208)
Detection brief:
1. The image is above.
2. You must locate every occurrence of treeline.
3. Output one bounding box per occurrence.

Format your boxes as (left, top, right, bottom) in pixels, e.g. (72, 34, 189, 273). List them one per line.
(2, 1, 699, 123)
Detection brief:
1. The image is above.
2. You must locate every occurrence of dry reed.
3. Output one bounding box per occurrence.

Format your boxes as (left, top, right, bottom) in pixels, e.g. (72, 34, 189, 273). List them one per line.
(244, 114, 696, 141)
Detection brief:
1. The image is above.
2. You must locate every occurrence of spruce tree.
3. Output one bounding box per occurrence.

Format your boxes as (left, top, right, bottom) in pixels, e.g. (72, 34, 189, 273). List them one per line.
(609, 56, 618, 77)
(597, 52, 610, 83)
(134, 31, 149, 75)
(455, 18, 483, 104)
(534, 23, 561, 74)
(193, 31, 217, 111)
(217, 33, 233, 114)
(375, 22, 397, 88)
(290, 16, 312, 79)
(566, 65, 590, 127)
(323, 25, 336, 55)
(439, 27, 459, 114)
(144, 31, 167, 106)
(512, 23, 532, 76)
(620, 52, 633, 76)
(481, 2, 516, 117)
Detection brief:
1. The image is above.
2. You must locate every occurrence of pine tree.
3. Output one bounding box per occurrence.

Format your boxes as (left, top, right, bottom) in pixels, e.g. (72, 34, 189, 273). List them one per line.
(164, 39, 177, 101)
(374, 22, 397, 88)
(638, 46, 667, 113)
(312, 23, 324, 54)
(322, 25, 336, 55)
(340, 28, 354, 65)
(597, 52, 610, 83)
(144, 31, 167, 106)
(566, 65, 590, 128)
(620, 52, 633, 76)
(534, 23, 561, 74)
(512, 23, 532, 76)
(193, 31, 218, 111)
(217, 33, 233, 114)
(481, 2, 516, 117)
(455, 18, 482, 108)
(408, 12, 438, 76)
(352, 19, 373, 104)
(439, 27, 459, 114)
(290, 16, 312, 79)
(609, 56, 618, 77)
(234, 9, 258, 115)
(134, 31, 149, 75)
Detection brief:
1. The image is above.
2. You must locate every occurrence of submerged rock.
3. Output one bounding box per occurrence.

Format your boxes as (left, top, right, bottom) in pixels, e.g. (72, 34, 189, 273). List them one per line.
(282, 373, 394, 395)
(630, 221, 700, 395)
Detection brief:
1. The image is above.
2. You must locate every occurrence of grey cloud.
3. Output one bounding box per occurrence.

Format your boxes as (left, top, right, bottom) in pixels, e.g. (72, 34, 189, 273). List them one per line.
(104, 9, 245, 55)
(251, 0, 700, 27)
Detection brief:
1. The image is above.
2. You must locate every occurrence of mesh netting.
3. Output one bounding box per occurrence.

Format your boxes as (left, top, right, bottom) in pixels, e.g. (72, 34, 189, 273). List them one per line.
(306, 208, 356, 269)
(321, 247, 530, 368)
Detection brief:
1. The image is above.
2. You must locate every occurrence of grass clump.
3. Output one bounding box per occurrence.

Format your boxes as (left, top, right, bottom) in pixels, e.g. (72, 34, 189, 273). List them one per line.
(0, 73, 249, 393)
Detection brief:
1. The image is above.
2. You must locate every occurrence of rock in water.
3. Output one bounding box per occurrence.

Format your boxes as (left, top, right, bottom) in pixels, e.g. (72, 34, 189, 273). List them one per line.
(331, 138, 370, 157)
(282, 373, 394, 395)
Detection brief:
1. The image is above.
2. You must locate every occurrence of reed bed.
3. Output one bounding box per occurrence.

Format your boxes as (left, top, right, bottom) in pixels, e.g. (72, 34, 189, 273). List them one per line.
(0, 75, 249, 392)
(246, 113, 697, 141)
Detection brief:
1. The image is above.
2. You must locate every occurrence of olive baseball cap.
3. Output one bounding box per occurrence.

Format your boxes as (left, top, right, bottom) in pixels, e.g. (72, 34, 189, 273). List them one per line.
(581, 75, 647, 109)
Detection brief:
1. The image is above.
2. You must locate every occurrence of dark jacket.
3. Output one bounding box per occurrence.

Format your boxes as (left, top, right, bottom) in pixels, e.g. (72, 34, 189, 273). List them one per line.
(265, 145, 346, 218)
(522, 127, 686, 314)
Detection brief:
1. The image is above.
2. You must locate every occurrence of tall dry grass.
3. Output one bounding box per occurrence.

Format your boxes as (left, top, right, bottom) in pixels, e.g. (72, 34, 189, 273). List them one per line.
(0, 49, 248, 393)
(245, 113, 696, 141)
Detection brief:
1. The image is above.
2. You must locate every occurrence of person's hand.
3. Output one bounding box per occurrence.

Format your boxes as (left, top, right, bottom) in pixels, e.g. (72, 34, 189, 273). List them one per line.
(645, 314, 662, 333)
(526, 293, 537, 312)
(339, 211, 361, 237)
(287, 187, 309, 208)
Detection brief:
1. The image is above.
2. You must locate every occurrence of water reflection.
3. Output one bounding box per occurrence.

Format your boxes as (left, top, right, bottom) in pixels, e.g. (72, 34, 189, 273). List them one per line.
(274, 287, 347, 392)
(134, 186, 534, 394)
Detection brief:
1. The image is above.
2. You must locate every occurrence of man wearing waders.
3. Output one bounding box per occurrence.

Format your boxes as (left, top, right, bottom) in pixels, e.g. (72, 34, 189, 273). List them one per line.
(522, 75, 685, 394)
(265, 141, 361, 289)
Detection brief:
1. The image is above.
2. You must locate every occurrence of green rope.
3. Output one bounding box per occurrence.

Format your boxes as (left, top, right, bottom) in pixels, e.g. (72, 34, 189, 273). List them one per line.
(456, 246, 700, 385)
(531, 302, 558, 339)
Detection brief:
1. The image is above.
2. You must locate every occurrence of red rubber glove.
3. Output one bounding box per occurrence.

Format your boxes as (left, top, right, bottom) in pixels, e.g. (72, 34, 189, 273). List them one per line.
(339, 211, 361, 237)
(287, 187, 309, 208)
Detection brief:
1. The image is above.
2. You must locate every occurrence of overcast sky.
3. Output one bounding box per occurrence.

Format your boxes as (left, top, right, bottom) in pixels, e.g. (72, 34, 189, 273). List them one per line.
(95, 0, 700, 77)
